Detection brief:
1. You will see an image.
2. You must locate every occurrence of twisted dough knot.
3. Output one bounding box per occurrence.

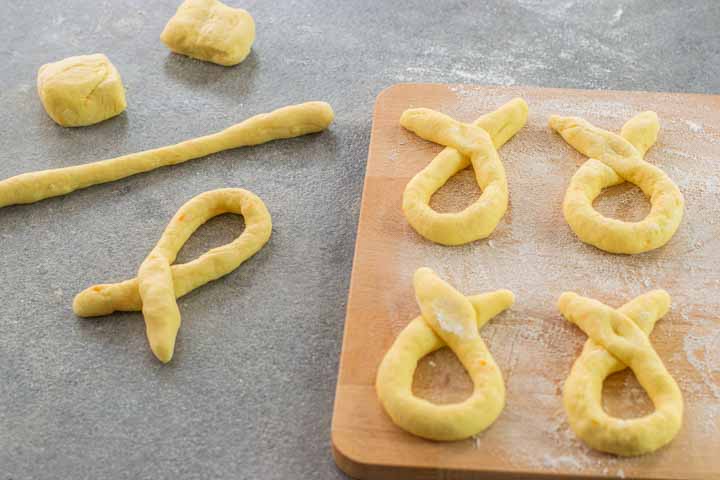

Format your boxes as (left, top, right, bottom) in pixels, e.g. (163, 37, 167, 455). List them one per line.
(558, 291, 683, 456)
(400, 98, 528, 246)
(550, 111, 684, 254)
(73, 188, 272, 363)
(376, 267, 514, 441)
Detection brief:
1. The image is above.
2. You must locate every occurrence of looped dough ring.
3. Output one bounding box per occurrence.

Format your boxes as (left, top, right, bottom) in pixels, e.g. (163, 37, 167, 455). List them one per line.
(376, 267, 514, 441)
(73, 188, 272, 363)
(400, 98, 528, 246)
(558, 291, 683, 456)
(550, 111, 684, 254)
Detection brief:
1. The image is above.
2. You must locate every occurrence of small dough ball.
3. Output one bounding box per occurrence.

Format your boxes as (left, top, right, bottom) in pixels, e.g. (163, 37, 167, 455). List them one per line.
(37, 54, 127, 127)
(161, 0, 255, 66)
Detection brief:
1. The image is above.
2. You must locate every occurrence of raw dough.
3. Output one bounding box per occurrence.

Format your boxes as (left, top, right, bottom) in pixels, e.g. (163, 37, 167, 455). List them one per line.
(0, 101, 334, 209)
(376, 267, 513, 441)
(400, 98, 528, 245)
(558, 291, 683, 456)
(73, 188, 272, 363)
(550, 111, 684, 254)
(161, 0, 255, 66)
(37, 54, 126, 127)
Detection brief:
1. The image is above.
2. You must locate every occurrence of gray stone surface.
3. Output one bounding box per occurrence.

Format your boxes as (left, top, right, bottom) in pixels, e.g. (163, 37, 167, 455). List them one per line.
(0, 1, 717, 479)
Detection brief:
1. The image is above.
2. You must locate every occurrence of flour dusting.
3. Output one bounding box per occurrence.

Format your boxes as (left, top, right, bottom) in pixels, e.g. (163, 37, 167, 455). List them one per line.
(686, 120, 704, 133)
(379, 86, 720, 477)
(432, 299, 469, 337)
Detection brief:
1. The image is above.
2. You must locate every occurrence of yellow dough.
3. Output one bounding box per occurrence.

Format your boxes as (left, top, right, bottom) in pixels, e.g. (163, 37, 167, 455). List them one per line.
(558, 291, 683, 456)
(550, 111, 684, 254)
(74, 188, 271, 363)
(0, 102, 333, 209)
(376, 267, 513, 441)
(400, 98, 528, 246)
(37, 54, 127, 127)
(161, 0, 255, 66)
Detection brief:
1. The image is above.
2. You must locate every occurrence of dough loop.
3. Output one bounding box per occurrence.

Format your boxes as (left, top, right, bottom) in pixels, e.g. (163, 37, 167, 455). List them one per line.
(73, 188, 272, 363)
(400, 98, 528, 246)
(550, 111, 684, 254)
(558, 291, 683, 456)
(376, 267, 513, 441)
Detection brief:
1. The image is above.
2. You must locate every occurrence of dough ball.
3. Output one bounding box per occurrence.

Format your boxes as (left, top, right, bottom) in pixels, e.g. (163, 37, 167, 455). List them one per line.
(161, 0, 255, 67)
(37, 54, 127, 127)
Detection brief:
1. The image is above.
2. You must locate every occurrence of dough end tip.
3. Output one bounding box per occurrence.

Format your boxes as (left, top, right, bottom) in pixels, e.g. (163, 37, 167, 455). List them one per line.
(557, 292, 578, 312)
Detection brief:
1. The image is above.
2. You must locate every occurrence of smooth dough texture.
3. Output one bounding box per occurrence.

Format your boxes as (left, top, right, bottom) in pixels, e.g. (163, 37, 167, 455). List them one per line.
(550, 111, 684, 254)
(400, 98, 528, 246)
(37, 54, 126, 127)
(74, 188, 272, 363)
(376, 267, 513, 441)
(0, 101, 334, 209)
(161, 0, 256, 66)
(558, 291, 683, 456)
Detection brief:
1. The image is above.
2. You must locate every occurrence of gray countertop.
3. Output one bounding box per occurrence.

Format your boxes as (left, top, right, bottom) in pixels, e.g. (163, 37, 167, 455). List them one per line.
(0, 1, 718, 479)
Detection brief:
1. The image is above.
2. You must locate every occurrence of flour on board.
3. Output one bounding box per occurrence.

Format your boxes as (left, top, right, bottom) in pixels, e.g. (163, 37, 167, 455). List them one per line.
(385, 87, 720, 475)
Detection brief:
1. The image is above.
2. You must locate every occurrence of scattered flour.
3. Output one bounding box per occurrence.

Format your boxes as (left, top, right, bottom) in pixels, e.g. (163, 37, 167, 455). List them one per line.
(686, 120, 704, 133)
(542, 454, 583, 470)
(611, 7, 624, 24)
(432, 299, 469, 337)
(385, 88, 720, 476)
(683, 320, 720, 400)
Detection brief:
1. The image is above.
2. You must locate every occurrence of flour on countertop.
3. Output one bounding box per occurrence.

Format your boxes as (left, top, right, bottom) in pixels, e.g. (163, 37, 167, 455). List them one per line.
(611, 7, 624, 24)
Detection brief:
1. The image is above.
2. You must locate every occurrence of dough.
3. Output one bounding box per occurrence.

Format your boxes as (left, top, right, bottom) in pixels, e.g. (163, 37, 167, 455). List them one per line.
(0, 101, 334, 209)
(376, 267, 513, 441)
(74, 188, 272, 363)
(400, 98, 528, 246)
(550, 111, 684, 254)
(37, 54, 126, 127)
(558, 291, 683, 456)
(161, 0, 255, 66)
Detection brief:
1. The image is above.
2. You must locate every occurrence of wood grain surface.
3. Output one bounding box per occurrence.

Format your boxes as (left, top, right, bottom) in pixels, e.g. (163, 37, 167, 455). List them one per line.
(331, 84, 720, 479)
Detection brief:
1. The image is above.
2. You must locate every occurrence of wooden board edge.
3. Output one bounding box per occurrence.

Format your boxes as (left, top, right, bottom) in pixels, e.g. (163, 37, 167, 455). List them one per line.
(329, 83, 715, 480)
(372, 82, 720, 101)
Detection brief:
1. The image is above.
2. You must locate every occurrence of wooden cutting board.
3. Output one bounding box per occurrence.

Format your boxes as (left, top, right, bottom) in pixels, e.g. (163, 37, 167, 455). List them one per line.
(331, 84, 720, 480)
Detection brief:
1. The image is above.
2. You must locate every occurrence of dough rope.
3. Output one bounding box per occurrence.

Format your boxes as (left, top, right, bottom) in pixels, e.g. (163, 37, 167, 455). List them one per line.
(376, 267, 513, 441)
(400, 98, 528, 246)
(73, 188, 272, 363)
(558, 291, 683, 456)
(0, 102, 333, 209)
(549, 111, 684, 254)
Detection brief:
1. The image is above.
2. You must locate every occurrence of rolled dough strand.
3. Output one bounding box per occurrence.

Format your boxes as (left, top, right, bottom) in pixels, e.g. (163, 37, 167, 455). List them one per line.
(73, 188, 272, 363)
(549, 111, 684, 254)
(400, 99, 527, 246)
(0, 101, 334, 208)
(558, 291, 683, 456)
(375, 267, 513, 441)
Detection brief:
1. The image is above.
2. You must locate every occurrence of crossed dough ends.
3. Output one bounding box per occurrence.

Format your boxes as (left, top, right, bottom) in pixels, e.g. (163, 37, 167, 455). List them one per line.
(550, 111, 684, 254)
(400, 98, 528, 246)
(558, 291, 683, 456)
(376, 267, 513, 441)
(73, 188, 272, 363)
